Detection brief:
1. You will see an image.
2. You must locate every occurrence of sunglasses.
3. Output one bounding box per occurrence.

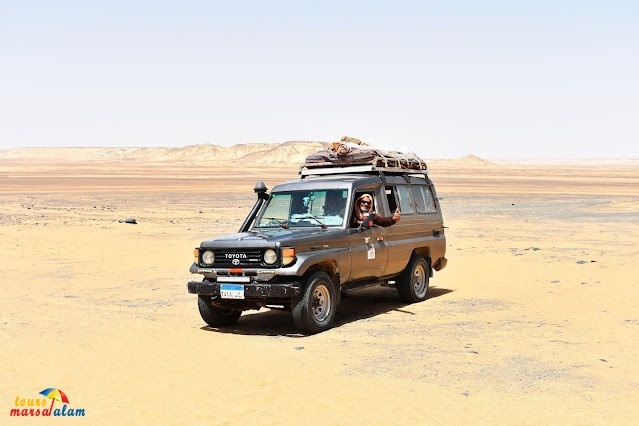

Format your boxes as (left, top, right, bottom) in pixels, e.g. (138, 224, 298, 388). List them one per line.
(359, 200, 371, 205)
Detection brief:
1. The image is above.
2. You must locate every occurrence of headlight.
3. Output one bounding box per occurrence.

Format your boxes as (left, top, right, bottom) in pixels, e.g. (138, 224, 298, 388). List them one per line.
(263, 249, 277, 265)
(201, 250, 215, 265)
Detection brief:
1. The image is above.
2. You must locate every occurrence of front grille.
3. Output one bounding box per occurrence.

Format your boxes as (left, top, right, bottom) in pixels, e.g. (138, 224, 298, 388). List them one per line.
(213, 249, 263, 267)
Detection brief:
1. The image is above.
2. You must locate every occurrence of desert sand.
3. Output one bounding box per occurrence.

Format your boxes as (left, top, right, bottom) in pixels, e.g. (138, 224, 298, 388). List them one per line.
(1, 148, 638, 424)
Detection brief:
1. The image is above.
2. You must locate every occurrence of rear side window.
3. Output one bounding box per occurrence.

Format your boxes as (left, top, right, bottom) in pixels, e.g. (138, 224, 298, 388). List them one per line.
(396, 186, 415, 214)
(412, 186, 437, 213)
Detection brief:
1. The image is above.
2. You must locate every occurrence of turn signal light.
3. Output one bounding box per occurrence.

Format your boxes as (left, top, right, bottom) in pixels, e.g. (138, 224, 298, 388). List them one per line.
(282, 248, 295, 266)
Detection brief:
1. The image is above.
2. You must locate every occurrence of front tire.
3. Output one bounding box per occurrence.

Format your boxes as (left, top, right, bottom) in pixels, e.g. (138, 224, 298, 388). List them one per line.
(397, 256, 430, 303)
(198, 295, 241, 327)
(292, 271, 337, 334)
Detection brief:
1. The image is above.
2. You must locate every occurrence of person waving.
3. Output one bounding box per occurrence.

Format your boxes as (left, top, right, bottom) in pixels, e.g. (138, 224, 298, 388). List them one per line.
(350, 193, 400, 228)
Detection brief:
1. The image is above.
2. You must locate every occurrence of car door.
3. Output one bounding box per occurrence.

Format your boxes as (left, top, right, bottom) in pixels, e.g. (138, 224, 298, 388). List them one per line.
(347, 189, 389, 281)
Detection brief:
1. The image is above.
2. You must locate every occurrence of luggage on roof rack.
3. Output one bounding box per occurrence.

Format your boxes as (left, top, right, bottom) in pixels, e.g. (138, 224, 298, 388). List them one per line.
(299, 146, 427, 177)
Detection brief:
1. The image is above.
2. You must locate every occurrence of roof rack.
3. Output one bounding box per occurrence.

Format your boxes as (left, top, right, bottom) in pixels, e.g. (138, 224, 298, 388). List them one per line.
(300, 163, 428, 177)
(299, 148, 428, 178)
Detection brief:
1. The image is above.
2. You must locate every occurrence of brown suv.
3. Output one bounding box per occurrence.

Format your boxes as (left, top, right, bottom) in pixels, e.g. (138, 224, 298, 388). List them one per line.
(188, 159, 447, 334)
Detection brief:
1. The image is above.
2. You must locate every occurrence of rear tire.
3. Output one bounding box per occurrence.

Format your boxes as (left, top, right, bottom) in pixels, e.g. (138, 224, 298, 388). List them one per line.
(292, 271, 337, 334)
(397, 256, 430, 303)
(198, 295, 241, 327)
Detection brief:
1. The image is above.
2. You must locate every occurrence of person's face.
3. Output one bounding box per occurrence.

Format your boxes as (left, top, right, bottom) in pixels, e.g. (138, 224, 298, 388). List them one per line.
(358, 198, 372, 213)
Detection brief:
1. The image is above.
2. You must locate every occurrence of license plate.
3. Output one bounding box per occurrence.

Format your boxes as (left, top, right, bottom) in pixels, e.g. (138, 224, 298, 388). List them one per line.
(217, 276, 250, 283)
(220, 284, 245, 299)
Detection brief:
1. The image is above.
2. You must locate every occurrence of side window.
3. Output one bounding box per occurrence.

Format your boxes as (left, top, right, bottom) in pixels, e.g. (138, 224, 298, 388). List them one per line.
(396, 185, 414, 214)
(413, 186, 437, 214)
(412, 186, 427, 213)
(385, 186, 398, 212)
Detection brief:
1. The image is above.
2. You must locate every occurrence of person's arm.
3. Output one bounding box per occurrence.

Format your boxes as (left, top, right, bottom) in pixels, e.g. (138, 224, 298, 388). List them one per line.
(371, 209, 400, 227)
(373, 216, 394, 227)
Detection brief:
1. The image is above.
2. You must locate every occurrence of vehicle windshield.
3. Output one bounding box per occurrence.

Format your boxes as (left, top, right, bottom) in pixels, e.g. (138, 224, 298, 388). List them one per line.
(255, 189, 348, 228)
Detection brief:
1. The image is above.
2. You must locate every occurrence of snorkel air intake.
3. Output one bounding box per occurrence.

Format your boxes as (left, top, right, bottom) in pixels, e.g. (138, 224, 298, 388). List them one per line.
(238, 181, 269, 232)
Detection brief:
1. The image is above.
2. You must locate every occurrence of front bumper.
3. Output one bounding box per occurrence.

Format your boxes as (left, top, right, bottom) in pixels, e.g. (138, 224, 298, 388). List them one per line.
(187, 280, 301, 299)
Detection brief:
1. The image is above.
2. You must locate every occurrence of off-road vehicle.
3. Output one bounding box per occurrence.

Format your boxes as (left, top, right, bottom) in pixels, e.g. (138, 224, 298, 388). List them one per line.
(188, 149, 447, 334)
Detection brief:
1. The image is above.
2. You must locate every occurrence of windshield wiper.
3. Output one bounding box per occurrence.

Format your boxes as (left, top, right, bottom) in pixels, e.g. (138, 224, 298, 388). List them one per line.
(260, 217, 288, 229)
(296, 214, 326, 229)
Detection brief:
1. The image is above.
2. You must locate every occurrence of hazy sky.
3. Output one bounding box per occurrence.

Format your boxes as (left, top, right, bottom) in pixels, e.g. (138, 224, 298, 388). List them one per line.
(1, 1, 637, 159)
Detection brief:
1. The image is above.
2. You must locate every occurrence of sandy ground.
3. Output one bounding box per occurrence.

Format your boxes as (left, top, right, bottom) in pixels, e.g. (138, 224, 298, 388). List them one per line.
(1, 160, 638, 424)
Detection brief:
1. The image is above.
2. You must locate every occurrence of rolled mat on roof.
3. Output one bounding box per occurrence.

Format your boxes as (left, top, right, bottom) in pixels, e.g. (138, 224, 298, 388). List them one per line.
(302, 146, 427, 171)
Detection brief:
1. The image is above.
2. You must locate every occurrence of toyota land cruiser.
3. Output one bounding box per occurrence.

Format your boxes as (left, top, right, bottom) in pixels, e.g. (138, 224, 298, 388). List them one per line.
(188, 155, 447, 334)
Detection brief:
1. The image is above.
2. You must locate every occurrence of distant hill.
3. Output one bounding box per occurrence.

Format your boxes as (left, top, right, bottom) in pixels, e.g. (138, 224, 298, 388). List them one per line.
(0, 143, 544, 169)
(430, 154, 496, 167)
(0, 141, 330, 165)
(2, 144, 636, 167)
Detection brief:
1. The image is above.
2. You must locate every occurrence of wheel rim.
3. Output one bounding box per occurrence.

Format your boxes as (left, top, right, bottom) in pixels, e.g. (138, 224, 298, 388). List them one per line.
(412, 264, 427, 297)
(311, 284, 331, 322)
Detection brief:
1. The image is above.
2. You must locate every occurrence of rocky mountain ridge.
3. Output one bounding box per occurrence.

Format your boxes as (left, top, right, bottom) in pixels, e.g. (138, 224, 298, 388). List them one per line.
(0, 141, 330, 165)
(2, 142, 637, 166)
(0, 142, 527, 167)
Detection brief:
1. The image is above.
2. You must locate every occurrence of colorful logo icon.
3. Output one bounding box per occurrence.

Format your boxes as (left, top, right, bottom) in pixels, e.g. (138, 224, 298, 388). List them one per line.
(39, 388, 70, 404)
(9, 388, 85, 417)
